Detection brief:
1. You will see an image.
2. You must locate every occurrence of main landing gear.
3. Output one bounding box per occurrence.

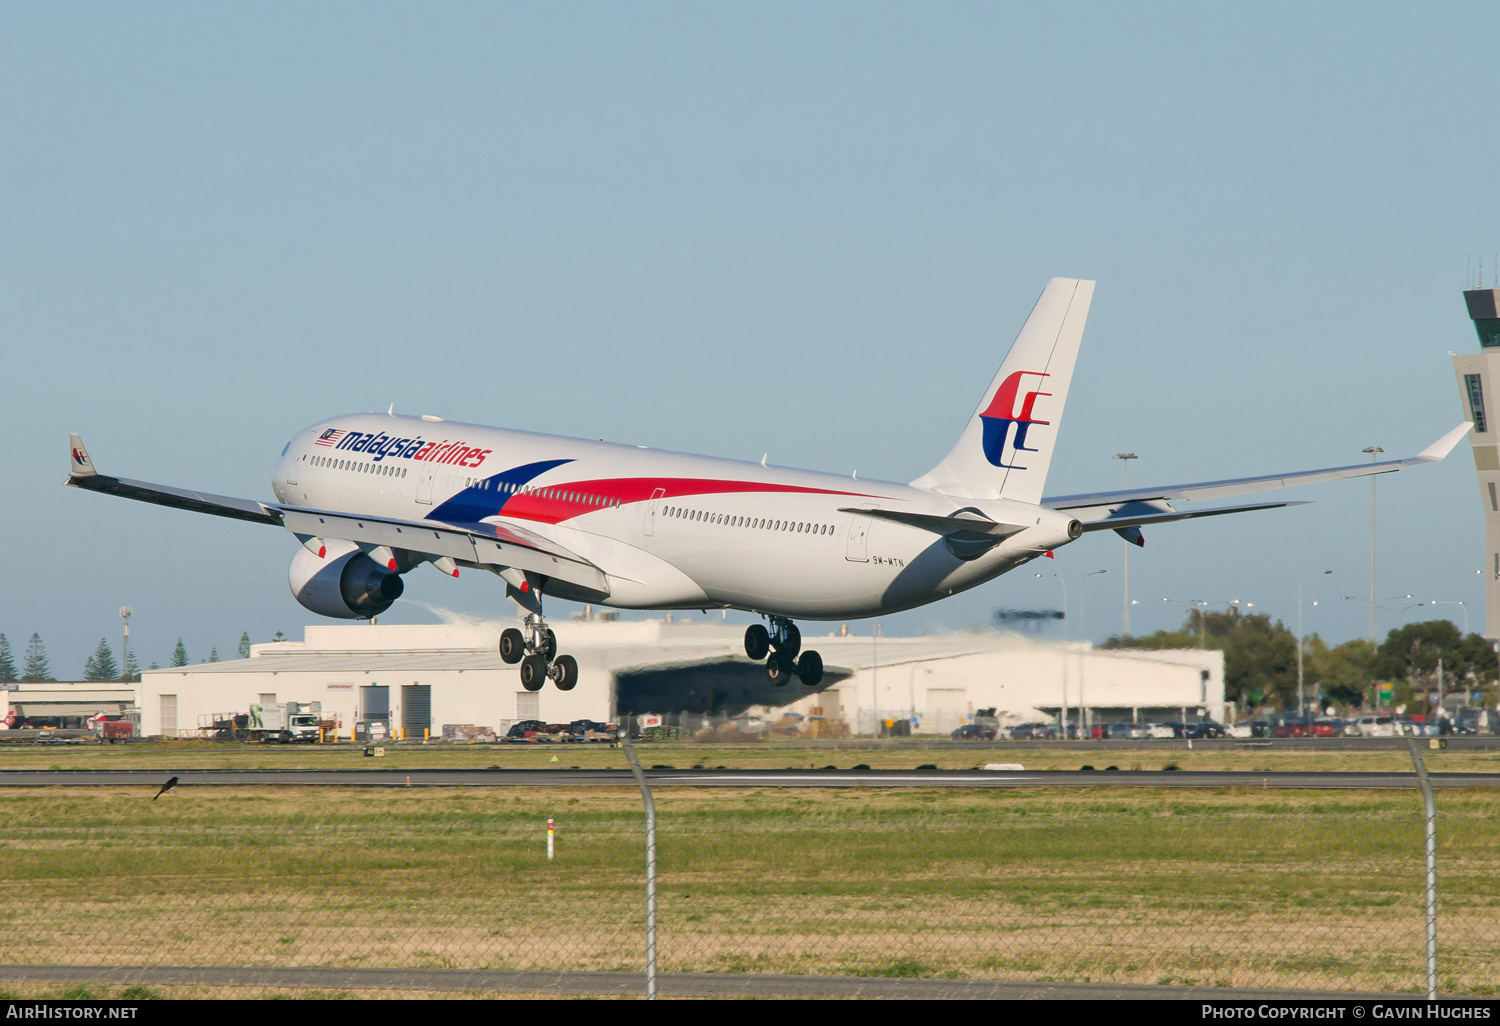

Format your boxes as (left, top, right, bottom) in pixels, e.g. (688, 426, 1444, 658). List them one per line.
(746, 617, 822, 687)
(500, 614, 579, 692)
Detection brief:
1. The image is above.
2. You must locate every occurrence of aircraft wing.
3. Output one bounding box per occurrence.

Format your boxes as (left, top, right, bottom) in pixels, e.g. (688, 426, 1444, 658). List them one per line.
(65, 433, 283, 526)
(1075, 500, 1306, 532)
(1043, 423, 1470, 511)
(277, 507, 610, 594)
(66, 433, 609, 594)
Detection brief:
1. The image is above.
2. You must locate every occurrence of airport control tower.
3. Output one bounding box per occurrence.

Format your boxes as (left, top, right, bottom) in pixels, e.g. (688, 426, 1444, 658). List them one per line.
(1455, 288, 1500, 639)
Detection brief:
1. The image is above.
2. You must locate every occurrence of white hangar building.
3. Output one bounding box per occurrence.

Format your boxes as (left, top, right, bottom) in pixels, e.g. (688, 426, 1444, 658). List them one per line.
(136, 618, 1224, 738)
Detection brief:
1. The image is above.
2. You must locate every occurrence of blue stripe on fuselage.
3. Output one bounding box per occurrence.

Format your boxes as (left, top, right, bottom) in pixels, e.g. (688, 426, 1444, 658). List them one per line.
(427, 458, 573, 524)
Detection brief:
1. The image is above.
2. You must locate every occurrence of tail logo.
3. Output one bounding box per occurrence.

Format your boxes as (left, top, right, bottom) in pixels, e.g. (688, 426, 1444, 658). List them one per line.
(978, 370, 1051, 469)
(71, 447, 89, 467)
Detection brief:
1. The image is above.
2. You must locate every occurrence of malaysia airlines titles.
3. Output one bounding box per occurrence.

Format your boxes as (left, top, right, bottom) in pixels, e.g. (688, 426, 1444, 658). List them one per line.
(322, 428, 492, 469)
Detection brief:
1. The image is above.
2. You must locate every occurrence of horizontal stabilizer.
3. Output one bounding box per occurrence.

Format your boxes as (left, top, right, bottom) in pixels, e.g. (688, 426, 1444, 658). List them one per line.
(1046, 423, 1470, 512)
(1077, 500, 1305, 532)
(836, 507, 1030, 539)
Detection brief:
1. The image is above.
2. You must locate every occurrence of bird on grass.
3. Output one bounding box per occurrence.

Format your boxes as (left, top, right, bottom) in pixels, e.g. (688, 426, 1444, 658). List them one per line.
(153, 776, 178, 801)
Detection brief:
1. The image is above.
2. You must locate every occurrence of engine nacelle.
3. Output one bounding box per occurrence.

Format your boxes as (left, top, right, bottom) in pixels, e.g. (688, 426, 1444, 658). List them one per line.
(288, 538, 404, 619)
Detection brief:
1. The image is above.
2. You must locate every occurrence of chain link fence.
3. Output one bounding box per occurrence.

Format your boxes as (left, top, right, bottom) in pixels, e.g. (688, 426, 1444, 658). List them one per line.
(0, 752, 1493, 996)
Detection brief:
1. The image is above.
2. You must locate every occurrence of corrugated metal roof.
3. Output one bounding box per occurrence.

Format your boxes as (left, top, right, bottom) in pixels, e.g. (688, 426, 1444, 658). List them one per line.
(143, 651, 505, 674)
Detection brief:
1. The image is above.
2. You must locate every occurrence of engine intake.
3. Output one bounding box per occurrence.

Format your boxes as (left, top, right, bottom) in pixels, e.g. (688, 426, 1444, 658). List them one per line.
(289, 539, 404, 619)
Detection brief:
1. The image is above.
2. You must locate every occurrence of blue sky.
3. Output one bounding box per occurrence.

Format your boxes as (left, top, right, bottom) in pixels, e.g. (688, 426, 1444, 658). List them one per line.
(3, 2, 1498, 673)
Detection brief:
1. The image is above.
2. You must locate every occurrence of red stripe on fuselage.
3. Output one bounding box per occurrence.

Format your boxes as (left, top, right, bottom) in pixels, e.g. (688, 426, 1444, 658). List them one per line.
(496, 476, 882, 526)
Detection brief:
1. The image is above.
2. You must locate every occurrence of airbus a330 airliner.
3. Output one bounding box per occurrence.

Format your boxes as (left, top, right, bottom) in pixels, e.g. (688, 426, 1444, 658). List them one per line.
(67, 279, 1468, 692)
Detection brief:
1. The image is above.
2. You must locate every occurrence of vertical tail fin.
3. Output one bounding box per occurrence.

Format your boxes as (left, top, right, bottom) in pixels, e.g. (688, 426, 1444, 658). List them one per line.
(911, 278, 1094, 502)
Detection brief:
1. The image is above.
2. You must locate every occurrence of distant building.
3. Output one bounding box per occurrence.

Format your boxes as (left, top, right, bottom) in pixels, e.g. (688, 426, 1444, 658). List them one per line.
(136, 620, 1223, 738)
(1456, 288, 1500, 639)
(0, 681, 136, 729)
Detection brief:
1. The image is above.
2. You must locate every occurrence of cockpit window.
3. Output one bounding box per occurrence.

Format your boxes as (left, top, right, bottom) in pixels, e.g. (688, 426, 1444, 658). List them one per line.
(281, 442, 291, 457)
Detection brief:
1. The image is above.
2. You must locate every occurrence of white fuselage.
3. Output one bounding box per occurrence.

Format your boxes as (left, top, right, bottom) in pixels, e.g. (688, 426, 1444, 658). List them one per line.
(271, 413, 1078, 620)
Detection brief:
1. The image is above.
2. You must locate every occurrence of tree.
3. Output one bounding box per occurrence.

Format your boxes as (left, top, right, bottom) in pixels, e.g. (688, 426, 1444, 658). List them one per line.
(1373, 620, 1497, 713)
(0, 634, 16, 682)
(237, 632, 251, 660)
(22, 634, 52, 682)
(1304, 637, 1377, 708)
(170, 639, 188, 668)
(1105, 607, 1298, 709)
(83, 638, 119, 682)
(208, 646, 219, 663)
(120, 649, 140, 682)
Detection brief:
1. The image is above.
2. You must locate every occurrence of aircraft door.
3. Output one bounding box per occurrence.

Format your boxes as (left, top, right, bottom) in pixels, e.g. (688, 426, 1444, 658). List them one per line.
(643, 488, 666, 536)
(416, 469, 435, 505)
(846, 509, 872, 562)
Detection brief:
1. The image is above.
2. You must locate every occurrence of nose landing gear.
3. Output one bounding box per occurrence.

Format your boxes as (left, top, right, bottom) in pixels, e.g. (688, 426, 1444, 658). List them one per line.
(747, 617, 822, 687)
(502, 613, 578, 691)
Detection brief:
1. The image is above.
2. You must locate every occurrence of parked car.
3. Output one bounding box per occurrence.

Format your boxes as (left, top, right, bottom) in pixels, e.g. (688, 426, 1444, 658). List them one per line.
(1271, 717, 1312, 738)
(1352, 714, 1397, 737)
(1311, 718, 1341, 737)
(1186, 721, 1226, 739)
(1147, 723, 1178, 739)
(1010, 722, 1055, 741)
(1225, 722, 1253, 739)
(1455, 708, 1500, 735)
(1248, 720, 1272, 738)
(1399, 718, 1441, 737)
(951, 723, 996, 741)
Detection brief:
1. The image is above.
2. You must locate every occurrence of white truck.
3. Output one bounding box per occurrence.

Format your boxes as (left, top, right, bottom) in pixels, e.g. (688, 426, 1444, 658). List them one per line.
(248, 701, 322, 743)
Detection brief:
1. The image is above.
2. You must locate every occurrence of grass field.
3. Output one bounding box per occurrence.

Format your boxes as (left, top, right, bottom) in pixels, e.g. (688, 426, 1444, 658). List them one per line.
(1, 738, 1497, 774)
(0, 784, 1492, 995)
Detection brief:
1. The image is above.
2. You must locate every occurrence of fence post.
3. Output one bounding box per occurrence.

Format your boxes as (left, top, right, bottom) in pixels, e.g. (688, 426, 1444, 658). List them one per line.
(1407, 738, 1437, 999)
(622, 739, 658, 1000)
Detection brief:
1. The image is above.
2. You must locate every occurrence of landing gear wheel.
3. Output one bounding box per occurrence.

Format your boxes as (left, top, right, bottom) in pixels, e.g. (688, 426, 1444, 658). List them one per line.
(542, 629, 558, 662)
(767, 650, 794, 686)
(520, 654, 548, 691)
(500, 628, 525, 664)
(744, 624, 770, 660)
(553, 655, 579, 691)
(797, 650, 823, 687)
(776, 622, 801, 660)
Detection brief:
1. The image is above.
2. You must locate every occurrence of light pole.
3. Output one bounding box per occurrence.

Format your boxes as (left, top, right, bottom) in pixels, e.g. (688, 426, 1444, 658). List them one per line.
(1163, 598, 1241, 648)
(1429, 600, 1469, 636)
(1113, 453, 1138, 636)
(1342, 593, 1411, 642)
(1298, 570, 1333, 717)
(1079, 569, 1108, 737)
(119, 607, 133, 683)
(1362, 446, 1384, 645)
(1035, 573, 1069, 732)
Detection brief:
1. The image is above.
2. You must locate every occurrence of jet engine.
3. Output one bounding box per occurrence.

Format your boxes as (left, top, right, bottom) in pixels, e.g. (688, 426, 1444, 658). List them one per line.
(288, 538, 404, 619)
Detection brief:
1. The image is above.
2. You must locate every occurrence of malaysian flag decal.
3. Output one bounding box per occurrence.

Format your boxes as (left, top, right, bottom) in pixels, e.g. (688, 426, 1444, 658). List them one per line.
(314, 428, 346, 447)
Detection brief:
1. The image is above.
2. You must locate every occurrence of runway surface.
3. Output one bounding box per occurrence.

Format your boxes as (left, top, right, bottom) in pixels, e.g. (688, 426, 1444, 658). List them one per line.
(0, 767, 1496, 789)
